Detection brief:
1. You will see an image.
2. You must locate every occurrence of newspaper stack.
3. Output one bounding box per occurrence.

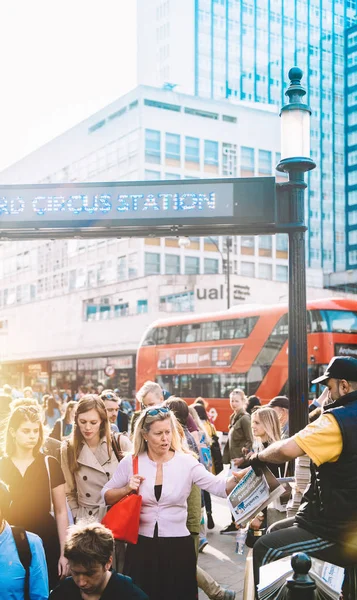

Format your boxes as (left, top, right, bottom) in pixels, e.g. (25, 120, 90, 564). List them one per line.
(227, 465, 285, 526)
(257, 556, 344, 600)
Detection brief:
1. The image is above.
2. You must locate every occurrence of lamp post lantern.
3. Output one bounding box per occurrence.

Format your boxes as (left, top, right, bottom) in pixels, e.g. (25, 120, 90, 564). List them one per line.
(277, 67, 316, 435)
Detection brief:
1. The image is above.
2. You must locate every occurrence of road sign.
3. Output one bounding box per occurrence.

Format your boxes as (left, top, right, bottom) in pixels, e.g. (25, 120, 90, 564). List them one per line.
(0, 177, 279, 239)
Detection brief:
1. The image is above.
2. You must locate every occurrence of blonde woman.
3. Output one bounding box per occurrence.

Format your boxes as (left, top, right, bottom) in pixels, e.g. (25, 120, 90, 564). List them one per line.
(0, 405, 69, 588)
(236, 407, 283, 536)
(102, 405, 242, 600)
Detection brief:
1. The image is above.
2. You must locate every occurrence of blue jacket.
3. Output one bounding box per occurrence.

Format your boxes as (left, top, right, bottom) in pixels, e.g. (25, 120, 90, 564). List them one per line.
(0, 522, 48, 600)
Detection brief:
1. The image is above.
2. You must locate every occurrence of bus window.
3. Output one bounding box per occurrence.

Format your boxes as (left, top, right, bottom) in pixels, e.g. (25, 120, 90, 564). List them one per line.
(181, 323, 201, 343)
(142, 327, 157, 346)
(271, 313, 288, 336)
(157, 327, 170, 344)
(325, 310, 357, 333)
(247, 316, 259, 335)
(234, 319, 248, 339)
(246, 365, 266, 397)
(168, 325, 182, 344)
(201, 321, 221, 341)
(310, 310, 328, 333)
(221, 319, 238, 340)
(220, 373, 247, 397)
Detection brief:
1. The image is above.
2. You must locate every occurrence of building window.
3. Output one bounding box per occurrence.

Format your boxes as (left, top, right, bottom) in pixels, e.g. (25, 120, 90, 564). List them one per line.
(117, 256, 127, 281)
(114, 303, 129, 317)
(185, 137, 200, 164)
(137, 299, 148, 314)
(258, 263, 272, 279)
(145, 129, 161, 163)
(165, 133, 180, 161)
(164, 172, 180, 180)
(276, 234, 288, 252)
(185, 256, 200, 274)
(204, 140, 219, 166)
(159, 291, 194, 312)
(145, 252, 161, 275)
(86, 304, 98, 321)
(165, 254, 180, 274)
(241, 146, 255, 171)
(241, 236, 255, 255)
(145, 169, 161, 180)
(276, 265, 288, 282)
(128, 253, 138, 279)
(240, 261, 255, 277)
(99, 305, 111, 320)
(204, 258, 219, 274)
(258, 150, 272, 174)
(259, 235, 272, 257)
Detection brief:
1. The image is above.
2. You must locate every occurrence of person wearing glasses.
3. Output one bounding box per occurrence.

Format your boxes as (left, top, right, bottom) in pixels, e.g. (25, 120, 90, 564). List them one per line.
(102, 406, 243, 600)
(101, 389, 129, 434)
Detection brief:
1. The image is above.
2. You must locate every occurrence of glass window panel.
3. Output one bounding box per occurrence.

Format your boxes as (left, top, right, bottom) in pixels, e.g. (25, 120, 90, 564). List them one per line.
(185, 256, 200, 274)
(145, 252, 161, 275)
(165, 133, 180, 160)
(204, 258, 219, 274)
(185, 137, 200, 163)
(165, 254, 180, 274)
(204, 140, 219, 166)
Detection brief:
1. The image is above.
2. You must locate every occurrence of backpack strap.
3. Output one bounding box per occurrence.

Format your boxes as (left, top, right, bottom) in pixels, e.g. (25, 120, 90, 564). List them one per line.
(11, 526, 32, 600)
(111, 432, 123, 462)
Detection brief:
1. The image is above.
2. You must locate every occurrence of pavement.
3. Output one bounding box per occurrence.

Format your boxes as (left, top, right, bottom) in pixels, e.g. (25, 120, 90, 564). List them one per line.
(198, 493, 248, 599)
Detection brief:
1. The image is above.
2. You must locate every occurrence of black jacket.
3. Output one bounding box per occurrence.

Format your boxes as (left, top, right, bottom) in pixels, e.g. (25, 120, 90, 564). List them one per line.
(50, 571, 149, 599)
(295, 389, 357, 548)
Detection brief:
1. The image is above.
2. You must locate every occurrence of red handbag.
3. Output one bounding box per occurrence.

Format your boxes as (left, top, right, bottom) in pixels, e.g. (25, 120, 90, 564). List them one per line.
(102, 456, 142, 544)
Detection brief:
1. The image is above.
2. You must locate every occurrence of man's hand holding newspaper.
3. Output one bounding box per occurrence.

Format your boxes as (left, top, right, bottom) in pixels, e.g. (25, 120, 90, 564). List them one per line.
(228, 464, 285, 526)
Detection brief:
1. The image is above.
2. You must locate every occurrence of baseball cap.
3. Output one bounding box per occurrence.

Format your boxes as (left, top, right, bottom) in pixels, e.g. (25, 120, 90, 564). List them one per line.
(311, 356, 357, 385)
(268, 396, 289, 410)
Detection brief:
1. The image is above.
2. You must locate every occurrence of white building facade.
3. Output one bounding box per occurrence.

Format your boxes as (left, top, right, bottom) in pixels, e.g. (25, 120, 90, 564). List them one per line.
(0, 85, 334, 394)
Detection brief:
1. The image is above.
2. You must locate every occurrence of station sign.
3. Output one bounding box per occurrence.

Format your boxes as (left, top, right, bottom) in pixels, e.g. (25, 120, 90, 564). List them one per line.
(0, 177, 278, 239)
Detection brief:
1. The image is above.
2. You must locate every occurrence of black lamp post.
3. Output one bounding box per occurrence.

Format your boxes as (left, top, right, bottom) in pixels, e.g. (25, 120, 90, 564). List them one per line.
(276, 68, 316, 435)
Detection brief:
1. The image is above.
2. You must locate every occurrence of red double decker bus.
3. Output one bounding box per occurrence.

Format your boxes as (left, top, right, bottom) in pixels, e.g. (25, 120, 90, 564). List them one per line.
(136, 298, 357, 431)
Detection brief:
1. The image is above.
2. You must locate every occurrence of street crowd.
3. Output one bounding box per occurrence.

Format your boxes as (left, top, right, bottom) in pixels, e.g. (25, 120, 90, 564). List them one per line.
(0, 355, 357, 600)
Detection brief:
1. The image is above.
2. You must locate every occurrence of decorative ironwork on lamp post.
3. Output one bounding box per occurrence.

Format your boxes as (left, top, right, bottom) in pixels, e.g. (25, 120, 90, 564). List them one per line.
(277, 67, 316, 435)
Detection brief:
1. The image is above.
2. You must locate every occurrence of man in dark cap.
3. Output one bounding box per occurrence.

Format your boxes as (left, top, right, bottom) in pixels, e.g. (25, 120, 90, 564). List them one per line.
(251, 356, 357, 594)
(268, 396, 289, 439)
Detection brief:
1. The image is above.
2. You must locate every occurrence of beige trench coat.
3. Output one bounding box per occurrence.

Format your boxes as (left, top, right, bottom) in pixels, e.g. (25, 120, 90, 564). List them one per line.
(61, 435, 132, 522)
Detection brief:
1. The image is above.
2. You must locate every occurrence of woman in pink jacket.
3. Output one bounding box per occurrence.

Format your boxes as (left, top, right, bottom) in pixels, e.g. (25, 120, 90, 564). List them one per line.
(103, 406, 241, 600)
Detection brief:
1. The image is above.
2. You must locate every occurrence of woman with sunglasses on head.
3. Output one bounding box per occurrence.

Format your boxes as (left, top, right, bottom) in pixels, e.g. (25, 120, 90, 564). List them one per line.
(0, 405, 69, 589)
(102, 405, 243, 600)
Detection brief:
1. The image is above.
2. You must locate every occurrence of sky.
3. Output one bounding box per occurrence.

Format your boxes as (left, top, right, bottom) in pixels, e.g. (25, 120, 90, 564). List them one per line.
(0, 0, 137, 171)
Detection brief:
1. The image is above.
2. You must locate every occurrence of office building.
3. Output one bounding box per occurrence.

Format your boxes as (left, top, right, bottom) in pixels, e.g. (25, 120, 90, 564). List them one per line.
(137, 0, 357, 275)
(0, 85, 330, 390)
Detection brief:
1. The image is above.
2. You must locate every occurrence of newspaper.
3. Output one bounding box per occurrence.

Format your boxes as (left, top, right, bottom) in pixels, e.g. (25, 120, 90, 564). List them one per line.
(227, 465, 285, 526)
(257, 556, 344, 600)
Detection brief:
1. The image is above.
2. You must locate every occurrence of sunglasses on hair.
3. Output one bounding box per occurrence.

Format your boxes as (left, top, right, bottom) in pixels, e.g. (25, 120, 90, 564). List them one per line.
(145, 407, 169, 417)
(142, 406, 170, 427)
(101, 393, 118, 401)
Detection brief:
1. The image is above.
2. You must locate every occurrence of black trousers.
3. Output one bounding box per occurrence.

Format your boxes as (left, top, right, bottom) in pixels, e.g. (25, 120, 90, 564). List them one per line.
(253, 524, 357, 598)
